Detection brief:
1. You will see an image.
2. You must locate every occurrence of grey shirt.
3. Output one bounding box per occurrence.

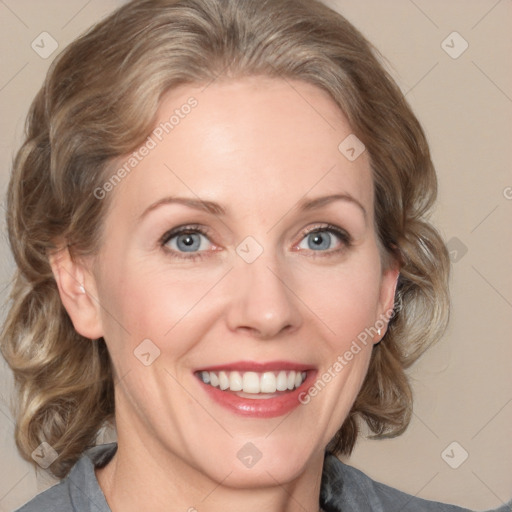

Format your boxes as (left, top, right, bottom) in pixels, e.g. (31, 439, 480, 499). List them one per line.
(14, 443, 511, 512)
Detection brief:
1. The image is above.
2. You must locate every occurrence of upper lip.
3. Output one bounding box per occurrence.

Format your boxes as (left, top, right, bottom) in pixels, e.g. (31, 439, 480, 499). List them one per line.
(195, 360, 315, 373)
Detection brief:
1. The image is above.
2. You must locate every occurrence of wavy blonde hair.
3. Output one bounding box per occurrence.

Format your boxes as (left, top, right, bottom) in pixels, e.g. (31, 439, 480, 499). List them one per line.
(1, 0, 449, 478)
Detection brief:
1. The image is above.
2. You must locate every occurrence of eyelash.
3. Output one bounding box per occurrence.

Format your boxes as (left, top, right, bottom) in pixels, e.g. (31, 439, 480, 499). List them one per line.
(160, 224, 214, 262)
(159, 223, 352, 261)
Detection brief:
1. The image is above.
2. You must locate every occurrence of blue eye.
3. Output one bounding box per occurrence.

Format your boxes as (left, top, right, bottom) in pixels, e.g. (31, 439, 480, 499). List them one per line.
(297, 226, 351, 253)
(161, 225, 212, 259)
(168, 232, 208, 252)
(160, 223, 351, 261)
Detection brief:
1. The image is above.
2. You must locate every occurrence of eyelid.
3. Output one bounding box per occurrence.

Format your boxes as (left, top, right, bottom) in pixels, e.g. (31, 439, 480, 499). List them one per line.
(159, 224, 217, 261)
(294, 223, 352, 247)
(293, 223, 353, 252)
(159, 222, 352, 260)
(160, 223, 212, 245)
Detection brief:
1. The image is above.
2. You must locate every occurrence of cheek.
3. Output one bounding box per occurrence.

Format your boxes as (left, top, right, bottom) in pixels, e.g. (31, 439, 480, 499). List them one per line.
(96, 237, 383, 368)
(293, 249, 383, 348)
(292, 253, 383, 443)
(95, 257, 228, 360)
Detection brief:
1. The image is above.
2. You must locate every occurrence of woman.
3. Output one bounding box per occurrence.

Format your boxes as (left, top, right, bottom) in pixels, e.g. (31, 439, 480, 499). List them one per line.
(1, 0, 509, 511)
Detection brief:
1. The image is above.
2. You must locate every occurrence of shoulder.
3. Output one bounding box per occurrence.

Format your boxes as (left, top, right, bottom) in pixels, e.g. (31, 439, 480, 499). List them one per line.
(321, 452, 511, 512)
(14, 443, 116, 512)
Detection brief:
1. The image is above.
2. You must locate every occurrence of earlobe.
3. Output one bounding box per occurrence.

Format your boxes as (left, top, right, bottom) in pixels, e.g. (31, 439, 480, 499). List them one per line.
(48, 247, 104, 340)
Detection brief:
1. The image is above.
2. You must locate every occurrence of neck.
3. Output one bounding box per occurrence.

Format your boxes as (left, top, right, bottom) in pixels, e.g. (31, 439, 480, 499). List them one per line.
(96, 433, 325, 512)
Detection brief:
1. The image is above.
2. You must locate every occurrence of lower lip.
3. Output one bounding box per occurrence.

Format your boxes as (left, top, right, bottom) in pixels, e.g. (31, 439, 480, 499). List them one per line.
(196, 371, 317, 418)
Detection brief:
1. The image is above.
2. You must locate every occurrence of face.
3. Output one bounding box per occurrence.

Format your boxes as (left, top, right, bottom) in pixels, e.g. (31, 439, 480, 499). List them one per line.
(72, 77, 398, 487)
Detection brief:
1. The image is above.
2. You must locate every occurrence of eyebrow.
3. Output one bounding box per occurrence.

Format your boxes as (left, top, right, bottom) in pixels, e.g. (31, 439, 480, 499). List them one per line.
(139, 193, 366, 222)
(139, 196, 226, 221)
(296, 193, 367, 221)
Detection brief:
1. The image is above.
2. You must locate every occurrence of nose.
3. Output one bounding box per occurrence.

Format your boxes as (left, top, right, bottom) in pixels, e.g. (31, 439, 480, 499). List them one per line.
(225, 252, 303, 340)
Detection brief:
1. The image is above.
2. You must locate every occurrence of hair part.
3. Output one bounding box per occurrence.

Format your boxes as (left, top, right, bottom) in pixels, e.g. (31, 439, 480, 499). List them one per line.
(1, 0, 450, 478)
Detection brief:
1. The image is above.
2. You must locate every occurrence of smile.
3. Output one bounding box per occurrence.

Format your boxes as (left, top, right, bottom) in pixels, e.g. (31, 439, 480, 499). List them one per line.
(196, 370, 308, 395)
(193, 361, 316, 418)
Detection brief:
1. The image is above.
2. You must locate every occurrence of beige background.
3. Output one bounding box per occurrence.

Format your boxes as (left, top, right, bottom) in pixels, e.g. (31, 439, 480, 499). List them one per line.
(0, 1, 511, 510)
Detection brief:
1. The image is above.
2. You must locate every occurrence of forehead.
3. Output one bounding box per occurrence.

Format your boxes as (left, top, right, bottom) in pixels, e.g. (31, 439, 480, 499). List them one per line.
(108, 77, 373, 222)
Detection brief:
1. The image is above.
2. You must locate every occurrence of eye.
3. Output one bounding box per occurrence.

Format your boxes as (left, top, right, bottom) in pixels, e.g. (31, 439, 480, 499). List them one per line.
(160, 225, 214, 260)
(296, 224, 351, 254)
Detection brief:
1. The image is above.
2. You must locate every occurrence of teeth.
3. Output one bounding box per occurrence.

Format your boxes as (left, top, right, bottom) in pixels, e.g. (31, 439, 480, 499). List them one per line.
(242, 372, 260, 393)
(287, 371, 295, 390)
(276, 371, 288, 391)
(230, 371, 243, 392)
(219, 371, 229, 390)
(260, 372, 276, 393)
(197, 370, 307, 394)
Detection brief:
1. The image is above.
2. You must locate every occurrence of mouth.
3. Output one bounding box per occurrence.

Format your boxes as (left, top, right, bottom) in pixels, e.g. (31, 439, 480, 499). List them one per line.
(193, 361, 316, 418)
(195, 369, 308, 397)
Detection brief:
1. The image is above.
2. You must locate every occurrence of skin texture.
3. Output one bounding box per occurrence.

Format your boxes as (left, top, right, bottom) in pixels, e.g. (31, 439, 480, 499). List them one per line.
(51, 77, 399, 512)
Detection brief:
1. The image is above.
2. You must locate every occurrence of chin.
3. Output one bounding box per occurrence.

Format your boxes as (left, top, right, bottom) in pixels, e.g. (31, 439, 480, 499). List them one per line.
(192, 434, 322, 488)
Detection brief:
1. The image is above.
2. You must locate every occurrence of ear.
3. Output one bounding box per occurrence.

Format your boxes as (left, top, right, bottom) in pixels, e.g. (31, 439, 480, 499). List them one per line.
(48, 246, 104, 340)
(374, 259, 400, 343)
